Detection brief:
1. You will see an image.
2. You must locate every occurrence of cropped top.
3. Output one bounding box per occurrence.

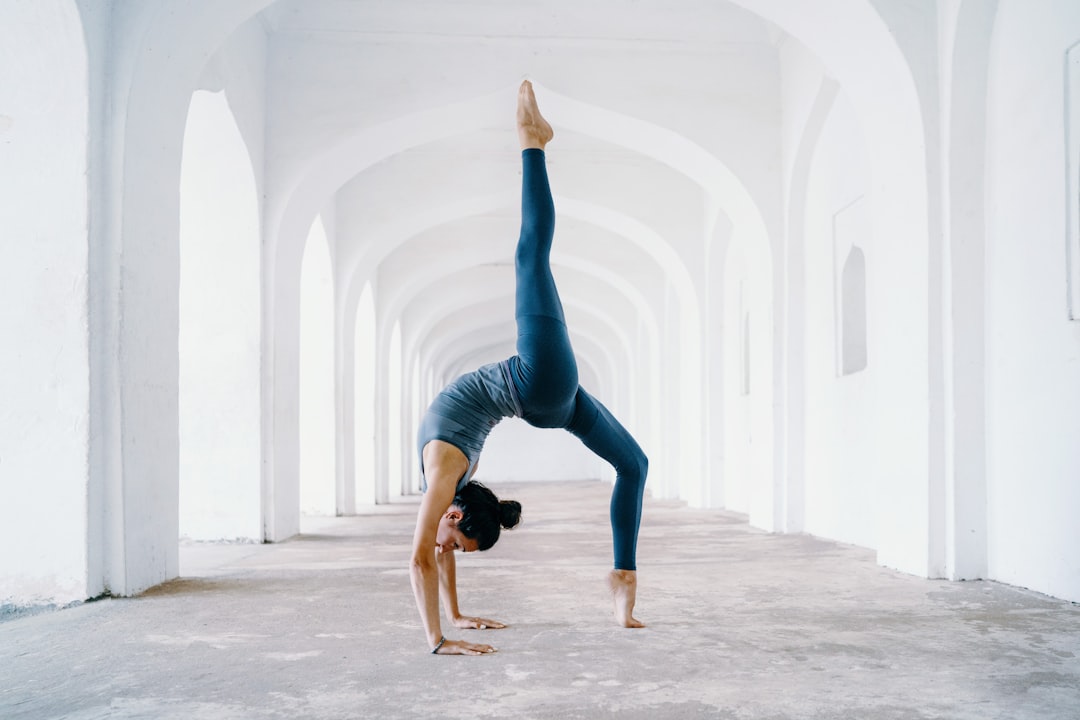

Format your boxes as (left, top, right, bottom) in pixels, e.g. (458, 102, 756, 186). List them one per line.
(417, 360, 523, 491)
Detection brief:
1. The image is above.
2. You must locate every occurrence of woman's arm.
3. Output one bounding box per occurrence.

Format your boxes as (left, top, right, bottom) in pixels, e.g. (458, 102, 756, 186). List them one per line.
(437, 544, 506, 630)
(409, 440, 496, 655)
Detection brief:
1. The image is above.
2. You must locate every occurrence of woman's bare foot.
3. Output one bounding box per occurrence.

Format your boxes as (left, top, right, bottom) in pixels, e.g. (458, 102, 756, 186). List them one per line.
(517, 80, 553, 150)
(608, 569, 645, 628)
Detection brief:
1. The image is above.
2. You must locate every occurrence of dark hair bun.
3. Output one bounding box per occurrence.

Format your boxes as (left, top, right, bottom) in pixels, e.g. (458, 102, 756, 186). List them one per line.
(498, 500, 522, 529)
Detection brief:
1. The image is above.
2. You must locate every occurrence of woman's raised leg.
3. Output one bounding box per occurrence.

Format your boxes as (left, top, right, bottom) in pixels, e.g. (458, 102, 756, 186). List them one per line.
(510, 82, 578, 425)
(514, 82, 648, 627)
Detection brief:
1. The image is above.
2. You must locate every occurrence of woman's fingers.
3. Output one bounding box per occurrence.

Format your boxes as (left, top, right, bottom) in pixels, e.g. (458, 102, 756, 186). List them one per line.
(437, 639, 497, 655)
(464, 641, 496, 654)
(454, 616, 506, 630)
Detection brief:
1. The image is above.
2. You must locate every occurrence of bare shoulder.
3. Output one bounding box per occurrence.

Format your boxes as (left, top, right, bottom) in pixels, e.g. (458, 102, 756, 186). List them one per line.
(422, 440, 469, 491)
(411, 441, 469, 555)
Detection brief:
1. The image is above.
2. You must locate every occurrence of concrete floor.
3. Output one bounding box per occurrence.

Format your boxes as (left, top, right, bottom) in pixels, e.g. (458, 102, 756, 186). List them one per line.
(2, 480, 1079, 720)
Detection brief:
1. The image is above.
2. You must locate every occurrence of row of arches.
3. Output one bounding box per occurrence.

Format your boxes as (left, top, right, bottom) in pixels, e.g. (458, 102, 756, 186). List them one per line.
(170, 71, 878, 557)
(4, 0, 1079, 612)
(0, 0, 933, 602)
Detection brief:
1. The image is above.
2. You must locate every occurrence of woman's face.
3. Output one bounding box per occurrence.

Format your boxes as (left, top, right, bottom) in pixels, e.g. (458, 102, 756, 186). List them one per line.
(436, 509, 480, 554)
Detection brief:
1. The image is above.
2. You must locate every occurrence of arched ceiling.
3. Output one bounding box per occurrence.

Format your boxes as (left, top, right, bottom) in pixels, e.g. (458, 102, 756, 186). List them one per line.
(248, 0, 784, 383)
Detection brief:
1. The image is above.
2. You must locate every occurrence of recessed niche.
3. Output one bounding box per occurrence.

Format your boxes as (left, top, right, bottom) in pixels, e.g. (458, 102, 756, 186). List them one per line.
(840, 246, 868, 374)
(1066, 42, 1080, 320)
(833, 197, 869, 376)
(742, 312, 751, 396)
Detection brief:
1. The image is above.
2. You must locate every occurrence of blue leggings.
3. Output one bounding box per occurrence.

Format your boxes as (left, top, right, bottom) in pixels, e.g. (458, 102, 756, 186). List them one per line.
(506, 149, 648, 571)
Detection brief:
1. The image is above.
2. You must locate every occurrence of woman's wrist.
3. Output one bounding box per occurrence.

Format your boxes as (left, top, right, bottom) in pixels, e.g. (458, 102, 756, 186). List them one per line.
(431, 635, 446, 654)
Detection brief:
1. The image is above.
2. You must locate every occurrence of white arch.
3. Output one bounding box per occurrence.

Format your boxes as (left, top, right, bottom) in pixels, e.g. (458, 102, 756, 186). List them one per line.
(939, 0, 999, 582)
(335, 190, 674, 502)
(722, 224, 774, 523)
(271, 85, 778, 509)
(273, 82, 769, 275)
(730, 0, 932, 575)
(356, 193, 665, 359)
(96, 0, 274, 593)
(781, 76, 840, 534)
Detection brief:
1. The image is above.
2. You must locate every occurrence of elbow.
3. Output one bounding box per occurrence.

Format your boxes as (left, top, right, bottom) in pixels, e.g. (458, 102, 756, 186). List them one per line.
(410, 554, 435, 576)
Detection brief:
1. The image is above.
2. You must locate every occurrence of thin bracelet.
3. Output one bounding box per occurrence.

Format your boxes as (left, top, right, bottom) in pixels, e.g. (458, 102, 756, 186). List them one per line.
(432, 635, 446, 654)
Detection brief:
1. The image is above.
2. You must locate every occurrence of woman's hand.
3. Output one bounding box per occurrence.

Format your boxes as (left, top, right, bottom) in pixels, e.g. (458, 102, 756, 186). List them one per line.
(451, 615, 506, 630)
(434, 638, 497, 655)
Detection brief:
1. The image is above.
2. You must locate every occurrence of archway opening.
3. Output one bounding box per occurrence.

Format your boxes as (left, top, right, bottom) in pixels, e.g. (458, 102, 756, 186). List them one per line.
(178, 89, 261, 541)
(299, 215, 336, 516)
(388, 322, 404, 499)
(354, 283, 377, 507)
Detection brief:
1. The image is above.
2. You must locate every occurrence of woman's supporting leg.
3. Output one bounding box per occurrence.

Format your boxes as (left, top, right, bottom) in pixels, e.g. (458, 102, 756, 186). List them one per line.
(568, 388, 648, 570)
(567, 387, 648, 627)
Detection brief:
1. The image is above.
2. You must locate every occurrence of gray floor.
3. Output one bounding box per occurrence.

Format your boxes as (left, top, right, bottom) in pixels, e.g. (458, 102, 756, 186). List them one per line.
(3, 480, 1079, 720)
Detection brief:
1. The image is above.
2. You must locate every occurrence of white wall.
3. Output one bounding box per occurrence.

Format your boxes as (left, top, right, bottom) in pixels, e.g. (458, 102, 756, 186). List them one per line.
(721, 237, 774, 526)
(801, 89, 876, 550)
(0, 0, 91, 609)
(93, 0, 273, 595)
(985, 0, 1080, 602)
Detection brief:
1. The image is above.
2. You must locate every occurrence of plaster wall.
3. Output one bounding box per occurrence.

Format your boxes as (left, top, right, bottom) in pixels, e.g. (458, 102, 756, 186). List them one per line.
(98, 0, 273, 590)
(801, 90, 876, 551)
(0, 0, 91, 608)
(734, 0, 932, 578)
(939, 0, 1000, 581)
(721, 215, 775, 519)
(777, 37, 835, 535)
(779, 40, 829, 190)
(985, 0, 1080, 602)
(704, 214, 733, 510)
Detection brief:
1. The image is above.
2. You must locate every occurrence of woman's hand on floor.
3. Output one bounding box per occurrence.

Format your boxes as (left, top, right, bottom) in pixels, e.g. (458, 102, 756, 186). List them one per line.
(434, 638, 497, 655)
(451, 615, 506, 630)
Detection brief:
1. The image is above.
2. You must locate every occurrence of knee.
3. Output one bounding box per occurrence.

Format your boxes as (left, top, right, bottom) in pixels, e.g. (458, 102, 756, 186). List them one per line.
(622, 449, 648, 487)
(636, 452, 649, 484)
(515, 232, 549, 269)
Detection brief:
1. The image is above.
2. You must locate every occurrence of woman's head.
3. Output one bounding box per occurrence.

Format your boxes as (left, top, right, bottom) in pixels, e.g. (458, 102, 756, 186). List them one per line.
(446, 481, 522, 551)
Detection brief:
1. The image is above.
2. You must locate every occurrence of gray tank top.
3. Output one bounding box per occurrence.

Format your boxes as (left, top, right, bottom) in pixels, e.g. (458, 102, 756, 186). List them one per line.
(417, 360, 522, 491)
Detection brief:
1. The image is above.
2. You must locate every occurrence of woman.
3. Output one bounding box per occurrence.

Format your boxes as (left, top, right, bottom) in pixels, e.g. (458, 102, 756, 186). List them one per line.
(410, 81, 648, 656)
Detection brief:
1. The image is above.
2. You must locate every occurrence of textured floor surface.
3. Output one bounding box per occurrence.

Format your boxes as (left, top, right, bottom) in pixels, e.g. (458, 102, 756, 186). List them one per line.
(2, 480, 1079, 720)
